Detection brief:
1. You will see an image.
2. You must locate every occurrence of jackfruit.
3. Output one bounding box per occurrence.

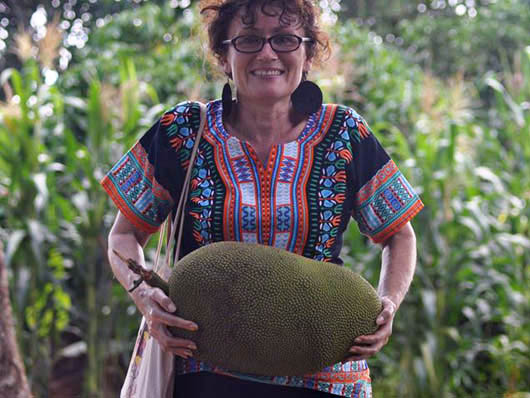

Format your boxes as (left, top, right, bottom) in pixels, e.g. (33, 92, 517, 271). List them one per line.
(126, 241, 382, 376)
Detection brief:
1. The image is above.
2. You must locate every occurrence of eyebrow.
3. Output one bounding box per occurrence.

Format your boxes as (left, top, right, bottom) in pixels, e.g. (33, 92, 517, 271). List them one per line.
(239, 26, 295, 34)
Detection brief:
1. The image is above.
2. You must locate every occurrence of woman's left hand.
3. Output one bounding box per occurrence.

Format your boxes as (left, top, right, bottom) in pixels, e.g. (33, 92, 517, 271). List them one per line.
(343, 296, 397, 362)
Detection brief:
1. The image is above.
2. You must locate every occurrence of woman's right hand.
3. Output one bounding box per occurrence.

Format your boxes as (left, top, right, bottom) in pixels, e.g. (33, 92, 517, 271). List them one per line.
(129, 284, 199, 359)
(108, 211, 198, 359)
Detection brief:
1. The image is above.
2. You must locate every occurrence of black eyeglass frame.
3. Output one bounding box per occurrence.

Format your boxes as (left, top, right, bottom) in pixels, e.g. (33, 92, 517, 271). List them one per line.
(222, 34, 314, 54)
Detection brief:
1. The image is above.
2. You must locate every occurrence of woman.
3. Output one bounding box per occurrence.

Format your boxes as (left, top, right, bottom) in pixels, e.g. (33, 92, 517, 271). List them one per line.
(101, 0, 423, 397)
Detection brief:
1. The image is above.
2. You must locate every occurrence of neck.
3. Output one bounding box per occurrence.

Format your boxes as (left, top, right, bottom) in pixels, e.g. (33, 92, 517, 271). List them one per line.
(226, 96, 306, 146)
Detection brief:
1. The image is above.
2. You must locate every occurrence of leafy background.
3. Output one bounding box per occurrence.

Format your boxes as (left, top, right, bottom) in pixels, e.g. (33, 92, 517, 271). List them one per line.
(0, 0, 528, 397)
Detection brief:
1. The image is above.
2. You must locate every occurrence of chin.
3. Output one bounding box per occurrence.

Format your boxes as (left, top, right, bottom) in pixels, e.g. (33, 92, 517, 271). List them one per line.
(251, 92, 290, 105)
(247, 86, 294, 102)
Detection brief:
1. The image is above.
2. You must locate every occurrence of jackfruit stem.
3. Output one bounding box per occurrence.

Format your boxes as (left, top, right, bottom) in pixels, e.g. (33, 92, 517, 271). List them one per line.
(112, 249, 169, 295)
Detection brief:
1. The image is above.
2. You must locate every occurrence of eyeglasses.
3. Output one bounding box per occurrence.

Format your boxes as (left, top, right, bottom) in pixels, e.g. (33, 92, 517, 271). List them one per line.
(222, 34, 314, 53)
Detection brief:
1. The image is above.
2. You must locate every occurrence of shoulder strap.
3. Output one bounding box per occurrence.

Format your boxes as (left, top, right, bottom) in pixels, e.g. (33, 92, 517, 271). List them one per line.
(154, 102, 207, 272)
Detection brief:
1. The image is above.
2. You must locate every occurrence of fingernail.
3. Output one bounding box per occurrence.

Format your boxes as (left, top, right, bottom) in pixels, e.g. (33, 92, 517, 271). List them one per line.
(188, 343, 197, 350)
(189, 323, 199, 331)
(185, 350, 193, 357)
(169, 304, 176, 312)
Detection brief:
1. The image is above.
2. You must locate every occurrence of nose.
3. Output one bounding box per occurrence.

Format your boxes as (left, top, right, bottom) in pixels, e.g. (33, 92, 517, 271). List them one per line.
(256, 40, 278, 59)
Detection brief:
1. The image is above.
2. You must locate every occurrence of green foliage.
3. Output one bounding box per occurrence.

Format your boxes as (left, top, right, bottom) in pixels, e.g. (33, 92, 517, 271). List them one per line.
(331, 21, 530, 397)
(26, 280, 71, 338)
(394, 0, 530, 79)
(0, 59, 73, 392)
(0, 2, 528, 397)
(0, 31, 167, 395)
(61, 3, 216, 110)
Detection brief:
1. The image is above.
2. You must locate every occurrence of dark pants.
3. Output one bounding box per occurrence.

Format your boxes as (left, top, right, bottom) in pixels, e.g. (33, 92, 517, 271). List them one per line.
(174, 372, 336, 398)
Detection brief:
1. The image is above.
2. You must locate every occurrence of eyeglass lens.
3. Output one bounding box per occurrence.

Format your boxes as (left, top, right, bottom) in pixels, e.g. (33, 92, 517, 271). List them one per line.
(235, 35, 301, 52)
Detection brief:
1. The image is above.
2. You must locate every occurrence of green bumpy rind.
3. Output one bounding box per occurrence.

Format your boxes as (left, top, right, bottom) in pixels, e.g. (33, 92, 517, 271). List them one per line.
(168, 242, 382, 376)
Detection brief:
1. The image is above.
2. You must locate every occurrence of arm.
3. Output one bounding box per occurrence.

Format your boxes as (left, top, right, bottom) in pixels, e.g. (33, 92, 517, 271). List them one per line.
(378, 220, 417, 310)
(108, 211, 198, 359)
(108, 211, 151, 292)
(345, 221, 417, 361)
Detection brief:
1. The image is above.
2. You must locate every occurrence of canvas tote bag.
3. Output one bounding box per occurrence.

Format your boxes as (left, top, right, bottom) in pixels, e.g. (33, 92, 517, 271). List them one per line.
(120, 102, 207, 398)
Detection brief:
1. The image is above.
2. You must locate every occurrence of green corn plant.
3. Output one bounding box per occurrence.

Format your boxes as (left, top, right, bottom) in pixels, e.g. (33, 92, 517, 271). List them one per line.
(0, 59, 75, 395)
(53, 57, 162, 395)
(334, 21, 529, 397)
(0, 49, 163, 397)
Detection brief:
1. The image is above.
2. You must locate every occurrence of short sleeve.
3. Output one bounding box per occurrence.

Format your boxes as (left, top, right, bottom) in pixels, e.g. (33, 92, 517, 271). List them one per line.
(100, 114, 178, 233)
(345, 108, 424, 243)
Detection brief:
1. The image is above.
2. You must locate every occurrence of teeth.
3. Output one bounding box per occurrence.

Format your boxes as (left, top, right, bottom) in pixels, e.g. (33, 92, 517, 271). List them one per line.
(253, 70, 282, 76)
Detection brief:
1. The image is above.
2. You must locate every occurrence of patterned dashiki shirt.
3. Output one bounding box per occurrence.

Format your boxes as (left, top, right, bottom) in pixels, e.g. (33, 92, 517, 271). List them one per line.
(101, 99, 424, 398)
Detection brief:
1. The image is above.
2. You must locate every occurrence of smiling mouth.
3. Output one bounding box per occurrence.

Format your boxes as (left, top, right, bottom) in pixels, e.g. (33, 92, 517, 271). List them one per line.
(251, 70, 284, 76)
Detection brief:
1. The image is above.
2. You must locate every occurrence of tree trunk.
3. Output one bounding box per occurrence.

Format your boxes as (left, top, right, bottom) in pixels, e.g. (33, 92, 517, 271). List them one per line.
(0, 243, 32, 398)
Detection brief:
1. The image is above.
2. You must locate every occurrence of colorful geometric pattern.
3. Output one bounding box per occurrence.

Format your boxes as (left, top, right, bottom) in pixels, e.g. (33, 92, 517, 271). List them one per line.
(101, 142, 173, 233)
(189, 150, 215, 246)
(101, 99, 423, 398)
(354, 159, 424, 243)
(175, 357, 372, 398)
(202, 103, 333, 252)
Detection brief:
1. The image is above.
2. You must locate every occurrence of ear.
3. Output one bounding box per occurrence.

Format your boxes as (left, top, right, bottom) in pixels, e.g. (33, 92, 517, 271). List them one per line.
(304, 56, 313, 75)
(220, 54, 232, 78)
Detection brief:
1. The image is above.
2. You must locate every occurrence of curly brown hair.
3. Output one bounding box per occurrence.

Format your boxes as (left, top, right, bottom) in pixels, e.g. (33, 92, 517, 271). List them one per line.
(199, 0, 331, 69)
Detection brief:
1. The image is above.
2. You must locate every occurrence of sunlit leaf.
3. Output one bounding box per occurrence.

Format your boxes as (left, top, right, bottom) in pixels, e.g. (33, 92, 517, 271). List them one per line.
(497, 233, 530, 249)
(485, 76, 525, 127)
(32, 172, 48, 212)
(421, 289, 437, 322)
(459, 216, 483, 240)
(4, 229, 25, 266)
(63, 95, 86, 109)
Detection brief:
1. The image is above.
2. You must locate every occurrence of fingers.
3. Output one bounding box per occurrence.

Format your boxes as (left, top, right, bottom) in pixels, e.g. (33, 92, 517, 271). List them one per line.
(151, 287, 177, 313)
(146, 286, 179, 315)
(139, 287, 199, 331)
(354, 321, 392, 345)
(343, 297, 397, 362)
(376, 296, 397, 325)
(147, 322, 197, 359)
(347, 337, 387, 361)
(147, 305, 199, 332)
(347, 301, 395, 360)
(132, 286, 200, 359)
(349, 340, 383, 356)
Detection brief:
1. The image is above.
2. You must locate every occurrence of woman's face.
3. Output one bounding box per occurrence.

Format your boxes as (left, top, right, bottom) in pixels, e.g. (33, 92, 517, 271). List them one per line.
(221, 7, 312, 106)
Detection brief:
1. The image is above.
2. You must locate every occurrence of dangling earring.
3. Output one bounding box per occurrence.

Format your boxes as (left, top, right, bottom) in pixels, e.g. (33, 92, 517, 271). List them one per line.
(222, 77, 233, 118)
(291, 72, 323, 115)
